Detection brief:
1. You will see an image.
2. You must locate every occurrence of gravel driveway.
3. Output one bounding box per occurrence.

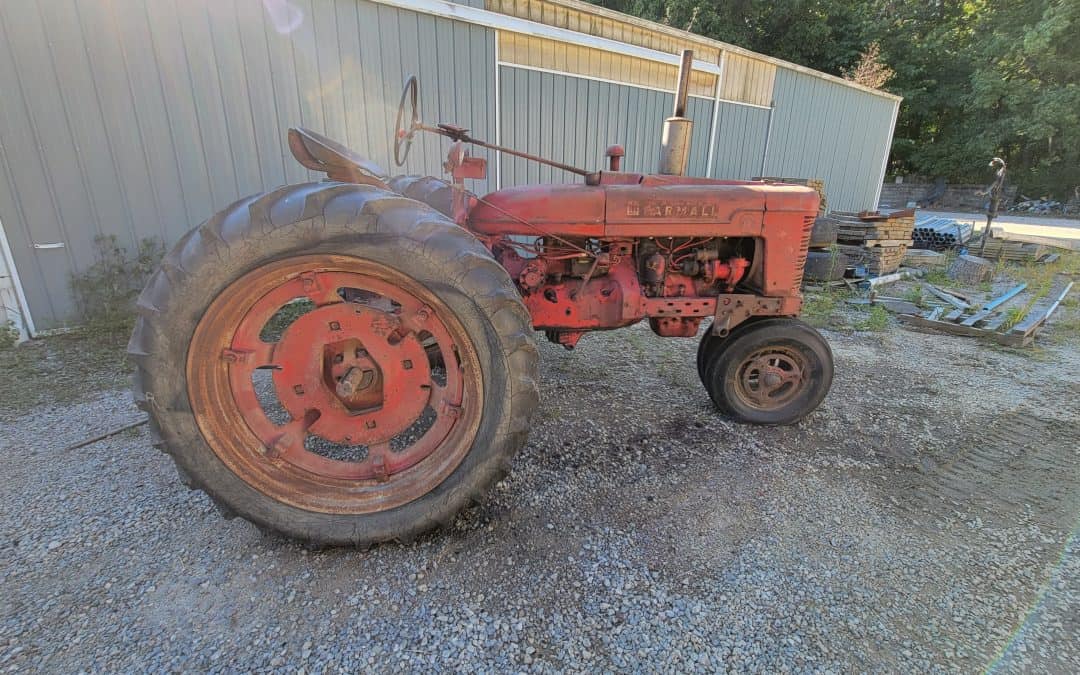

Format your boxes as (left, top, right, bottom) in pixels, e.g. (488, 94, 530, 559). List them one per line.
(1, 321, 1078, 672)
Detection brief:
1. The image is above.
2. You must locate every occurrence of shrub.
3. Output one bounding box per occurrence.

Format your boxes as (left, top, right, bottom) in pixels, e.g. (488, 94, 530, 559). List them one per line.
(69, 235, 164, 334)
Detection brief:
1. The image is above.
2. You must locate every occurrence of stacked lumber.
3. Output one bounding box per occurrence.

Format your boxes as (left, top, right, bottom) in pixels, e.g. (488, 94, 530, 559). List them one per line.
(755, 177, 827, 213)
(976, 238, 1049, 262)
(833, 209, 915, 245)
(830, 209, 915, 275)
(837, 244, 908, 275)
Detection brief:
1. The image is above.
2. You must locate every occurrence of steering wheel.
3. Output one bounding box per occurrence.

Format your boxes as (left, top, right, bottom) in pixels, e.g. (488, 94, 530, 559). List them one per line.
(394, 76, 420, 166)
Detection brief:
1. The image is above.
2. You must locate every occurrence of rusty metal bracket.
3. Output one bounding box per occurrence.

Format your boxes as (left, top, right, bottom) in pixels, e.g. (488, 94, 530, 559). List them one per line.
(712, 294, 788, 336)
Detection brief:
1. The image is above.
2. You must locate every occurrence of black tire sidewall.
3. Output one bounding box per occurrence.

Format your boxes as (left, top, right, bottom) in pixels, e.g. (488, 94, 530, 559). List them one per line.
(697, 316, 792, 385)
(705, 320, 833, 425)
(146, 210, 524, 545)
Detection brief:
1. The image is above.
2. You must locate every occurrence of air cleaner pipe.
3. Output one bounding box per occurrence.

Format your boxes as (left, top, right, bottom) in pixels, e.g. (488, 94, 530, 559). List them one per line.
(658, 49, 694, 176)
(672, 49, 693, 117)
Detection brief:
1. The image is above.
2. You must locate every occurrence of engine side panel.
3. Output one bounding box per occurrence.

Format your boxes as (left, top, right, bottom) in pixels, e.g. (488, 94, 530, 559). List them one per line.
(469, 179, 818, 348)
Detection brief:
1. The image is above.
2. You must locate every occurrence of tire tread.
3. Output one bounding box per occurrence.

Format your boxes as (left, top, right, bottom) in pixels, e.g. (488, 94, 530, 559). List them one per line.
(128, 181, 538, 546)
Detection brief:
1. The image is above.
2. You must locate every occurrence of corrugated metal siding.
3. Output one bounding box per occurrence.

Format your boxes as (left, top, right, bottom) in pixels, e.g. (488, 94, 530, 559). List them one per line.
(764, 68, 897, 212)
(0, 0, 896, 331)
(718, 53, 775, 107)
(486, 0, 722, 63)
(498, 65, 711, 186)
(498, 32, 716, 97)
(0, 0, 495, 330)
(708, 102, 771, 180)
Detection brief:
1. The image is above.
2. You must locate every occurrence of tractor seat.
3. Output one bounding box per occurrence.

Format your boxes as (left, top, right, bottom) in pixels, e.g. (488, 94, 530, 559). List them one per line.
(287, 127, 390, 189)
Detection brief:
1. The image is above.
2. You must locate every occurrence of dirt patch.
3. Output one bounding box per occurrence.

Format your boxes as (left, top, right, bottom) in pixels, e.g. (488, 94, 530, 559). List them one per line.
(0, 326, 131, 421)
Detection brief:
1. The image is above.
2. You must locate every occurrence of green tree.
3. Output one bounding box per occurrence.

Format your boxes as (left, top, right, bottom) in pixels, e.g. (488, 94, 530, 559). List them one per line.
(590, 0, 1080, 199)
(967, 0, 1080, 196)
(592, 0, 869, 74)
(871, 0, 982, 180)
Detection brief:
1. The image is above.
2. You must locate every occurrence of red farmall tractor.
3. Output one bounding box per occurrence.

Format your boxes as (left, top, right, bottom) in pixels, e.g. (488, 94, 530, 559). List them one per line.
(130, 52, 833, 545)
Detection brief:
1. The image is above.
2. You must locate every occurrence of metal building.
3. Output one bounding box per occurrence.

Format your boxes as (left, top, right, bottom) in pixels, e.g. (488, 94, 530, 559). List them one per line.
(0, 0, 900, 336)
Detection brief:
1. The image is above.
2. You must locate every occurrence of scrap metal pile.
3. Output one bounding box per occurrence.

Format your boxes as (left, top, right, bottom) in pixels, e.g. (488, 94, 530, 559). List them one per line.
(894, 278, 1074, 347)
(1010, 195, 1079, 216)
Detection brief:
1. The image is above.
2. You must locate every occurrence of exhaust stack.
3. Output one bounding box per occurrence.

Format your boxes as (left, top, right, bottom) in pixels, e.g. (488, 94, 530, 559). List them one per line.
(658, 50, 694, 175)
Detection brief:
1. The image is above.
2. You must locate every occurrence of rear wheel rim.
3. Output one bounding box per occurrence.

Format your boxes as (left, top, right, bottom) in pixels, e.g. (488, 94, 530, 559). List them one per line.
(732, 345, 809, 410)
(187, 255, 483, 515)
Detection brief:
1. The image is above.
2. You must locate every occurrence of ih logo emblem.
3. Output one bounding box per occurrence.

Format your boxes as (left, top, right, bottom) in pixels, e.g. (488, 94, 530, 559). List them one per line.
(626, 200, 718, 218)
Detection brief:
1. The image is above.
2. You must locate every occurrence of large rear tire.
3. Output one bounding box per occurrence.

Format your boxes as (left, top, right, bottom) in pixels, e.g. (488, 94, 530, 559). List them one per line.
(128, 182, 539, 546)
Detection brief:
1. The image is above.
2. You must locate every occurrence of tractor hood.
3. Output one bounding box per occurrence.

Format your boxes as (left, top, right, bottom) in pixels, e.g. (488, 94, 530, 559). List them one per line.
(468, 178, 818, 238)
(468, 185, 608, 237)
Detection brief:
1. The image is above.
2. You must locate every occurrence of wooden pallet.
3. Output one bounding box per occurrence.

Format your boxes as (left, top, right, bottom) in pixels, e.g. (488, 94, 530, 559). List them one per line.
(975, 239, 1049, 262)
(838, 228, 914, 242)
(896, 279, 1073, 346)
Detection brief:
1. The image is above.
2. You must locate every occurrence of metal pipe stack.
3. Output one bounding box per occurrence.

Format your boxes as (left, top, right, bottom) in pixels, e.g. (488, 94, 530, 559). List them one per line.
(913, 216, 974, 251)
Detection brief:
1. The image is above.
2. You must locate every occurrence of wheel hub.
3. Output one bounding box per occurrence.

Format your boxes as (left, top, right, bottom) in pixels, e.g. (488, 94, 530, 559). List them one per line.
(738, 349, 806, 408)
(328, 341, 381, 410)
(272, 302, 430, 446)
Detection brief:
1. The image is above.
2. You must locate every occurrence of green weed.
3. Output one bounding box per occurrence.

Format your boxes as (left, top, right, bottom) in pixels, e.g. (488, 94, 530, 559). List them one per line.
(0, 320, 18, 350)
(854, 304, 890, 331)
(1000, 305, 1029, 331)
(70, 234, 164, 334)
(801, 292, 838, 328)
(903, 286, 927, 308)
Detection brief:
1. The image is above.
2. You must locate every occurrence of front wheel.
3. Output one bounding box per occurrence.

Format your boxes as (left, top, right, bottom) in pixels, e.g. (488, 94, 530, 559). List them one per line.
(700, 318, 833, 425)
(129, 182, 539, 546)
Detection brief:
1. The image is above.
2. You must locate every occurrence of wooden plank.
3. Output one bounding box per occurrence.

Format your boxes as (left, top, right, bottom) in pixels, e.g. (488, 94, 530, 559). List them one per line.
(898, 314, 999, 338)
(982, 283, 1028, 312)
(988, 227, 1080, 252)
(925, 284, 970, 310)
(1009, 280, 1074, 337)
(859, 239, 915, 247)
(961, 308, 998, 327)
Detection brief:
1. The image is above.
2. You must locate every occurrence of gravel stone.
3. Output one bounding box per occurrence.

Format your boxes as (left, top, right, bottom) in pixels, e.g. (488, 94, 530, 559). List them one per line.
(0, 321, 1078, 672)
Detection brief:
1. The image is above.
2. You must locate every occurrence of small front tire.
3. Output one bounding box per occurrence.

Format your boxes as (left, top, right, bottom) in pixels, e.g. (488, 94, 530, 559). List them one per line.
(701, 318, 833, 425)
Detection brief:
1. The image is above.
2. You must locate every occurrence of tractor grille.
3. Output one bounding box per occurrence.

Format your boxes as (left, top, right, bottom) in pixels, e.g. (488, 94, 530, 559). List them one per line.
(792, 214, 815, 291)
